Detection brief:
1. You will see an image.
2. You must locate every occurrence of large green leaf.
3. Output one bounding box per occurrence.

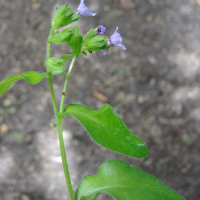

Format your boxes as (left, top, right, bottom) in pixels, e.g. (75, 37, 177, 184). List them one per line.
(0, 71, 47, 96)
(63, 104, 149, 158)
(75, 160, 185, 200)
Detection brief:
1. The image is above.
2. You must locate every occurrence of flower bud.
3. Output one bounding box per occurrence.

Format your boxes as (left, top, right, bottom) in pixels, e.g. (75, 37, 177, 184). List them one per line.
(44, 58, 66, 75)
(51, 4, 80, 29)
(81, 36, 109, 52)
(51, 4, 71, 29)
(96, 25, 106, 35)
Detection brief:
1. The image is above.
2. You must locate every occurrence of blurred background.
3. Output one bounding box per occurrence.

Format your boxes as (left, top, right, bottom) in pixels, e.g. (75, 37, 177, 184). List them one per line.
(0, 0, 200, 199)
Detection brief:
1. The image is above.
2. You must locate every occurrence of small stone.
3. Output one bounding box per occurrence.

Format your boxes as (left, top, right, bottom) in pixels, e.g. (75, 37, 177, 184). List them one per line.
(172, 104, 183, 115)
(138, 95, 144, 104)
(125, 94, 136, 103)
(103, 5, 110, 12)
(148, 56, 157, 64)
(143, 158, 153, 166)
(21, 195, 30, 200)
(150, 79, 155, 86)
(181, 133, 193, 145)
(0, 124, 8, 133)
(3, 98, 11, 107)
(32, 2, 41, 10)
(9, 107, 17, 114)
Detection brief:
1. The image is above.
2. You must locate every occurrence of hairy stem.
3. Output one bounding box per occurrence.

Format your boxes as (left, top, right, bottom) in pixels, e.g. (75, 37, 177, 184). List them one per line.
(46, 29, 54, 60)
(47, 75, 75, 200)
(47, 75, 58, 115)
(46, 31, 76, 200)
(59, 55, 77, 112)
(57, 118, 75, 200)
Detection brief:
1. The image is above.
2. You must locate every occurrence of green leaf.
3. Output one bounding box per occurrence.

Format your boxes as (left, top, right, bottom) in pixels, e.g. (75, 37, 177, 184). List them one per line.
(52, 28, 73, 44)
(60, 54, 73, 63)
(83, 29, 97, 44)
(75, 160, 185, 200)
(65, 10, 80, 26)
(0, 72, 47, 96)
(81, 35, 109, 52)
(21, 71, 46, 84)
(71, 25, 80, 38)
(63, 104, 149, 158)
(44, 58, 66, 75)
(68, 34, 83, 57)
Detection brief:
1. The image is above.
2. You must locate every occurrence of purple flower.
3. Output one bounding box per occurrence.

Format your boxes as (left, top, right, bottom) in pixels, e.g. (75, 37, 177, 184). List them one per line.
(98, 25, 106, 35)
(77, 0, 97, 17)
(108, 27, 126, 50)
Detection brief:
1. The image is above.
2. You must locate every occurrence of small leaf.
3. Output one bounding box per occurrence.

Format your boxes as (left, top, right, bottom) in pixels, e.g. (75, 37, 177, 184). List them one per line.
(71, 25, 80, 38)
(83, 29, 97, 44)
(21, 71, 46, 84)
(63, 104, 149, 158)
(60, 54, 73, 63)
(44, 58, 66, 75)
(0, 72, 47, 96)
(65, 10, 80, 26)
(75, 160, 186, 200)
(68, 34, 83, 57)
(52, 28, 73, 44)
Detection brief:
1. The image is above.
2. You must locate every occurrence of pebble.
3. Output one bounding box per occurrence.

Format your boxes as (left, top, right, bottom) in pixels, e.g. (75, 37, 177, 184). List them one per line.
(21, 195, 30, 200)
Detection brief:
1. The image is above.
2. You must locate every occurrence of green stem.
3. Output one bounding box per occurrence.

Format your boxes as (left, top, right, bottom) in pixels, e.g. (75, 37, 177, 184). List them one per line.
(59, 55, 77, 113)
(57, 118, 75, 200)
(47, 75, 75, 200)
(46, 31, 76, 200)
(47, 75, 58, 115)
(46, 29, 54, 60)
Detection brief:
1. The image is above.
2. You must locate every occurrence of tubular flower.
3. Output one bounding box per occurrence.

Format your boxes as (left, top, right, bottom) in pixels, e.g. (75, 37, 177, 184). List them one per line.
(77, 0, 96, 17)
(97, 25, 106, 35)
(108, 27, 126, 50)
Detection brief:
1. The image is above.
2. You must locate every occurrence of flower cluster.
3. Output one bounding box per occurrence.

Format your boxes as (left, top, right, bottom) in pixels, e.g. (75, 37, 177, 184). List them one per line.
(77, 0, 126, 54)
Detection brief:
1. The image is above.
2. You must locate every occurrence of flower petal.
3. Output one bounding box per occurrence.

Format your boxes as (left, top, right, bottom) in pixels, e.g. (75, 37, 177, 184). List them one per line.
(98, 25, 106, 35)
(77, 0, 96, 16)
(109, 27, 126, 50)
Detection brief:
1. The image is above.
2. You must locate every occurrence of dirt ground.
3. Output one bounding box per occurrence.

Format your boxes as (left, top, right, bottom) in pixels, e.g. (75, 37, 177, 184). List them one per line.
(0, 0, 200, 199)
